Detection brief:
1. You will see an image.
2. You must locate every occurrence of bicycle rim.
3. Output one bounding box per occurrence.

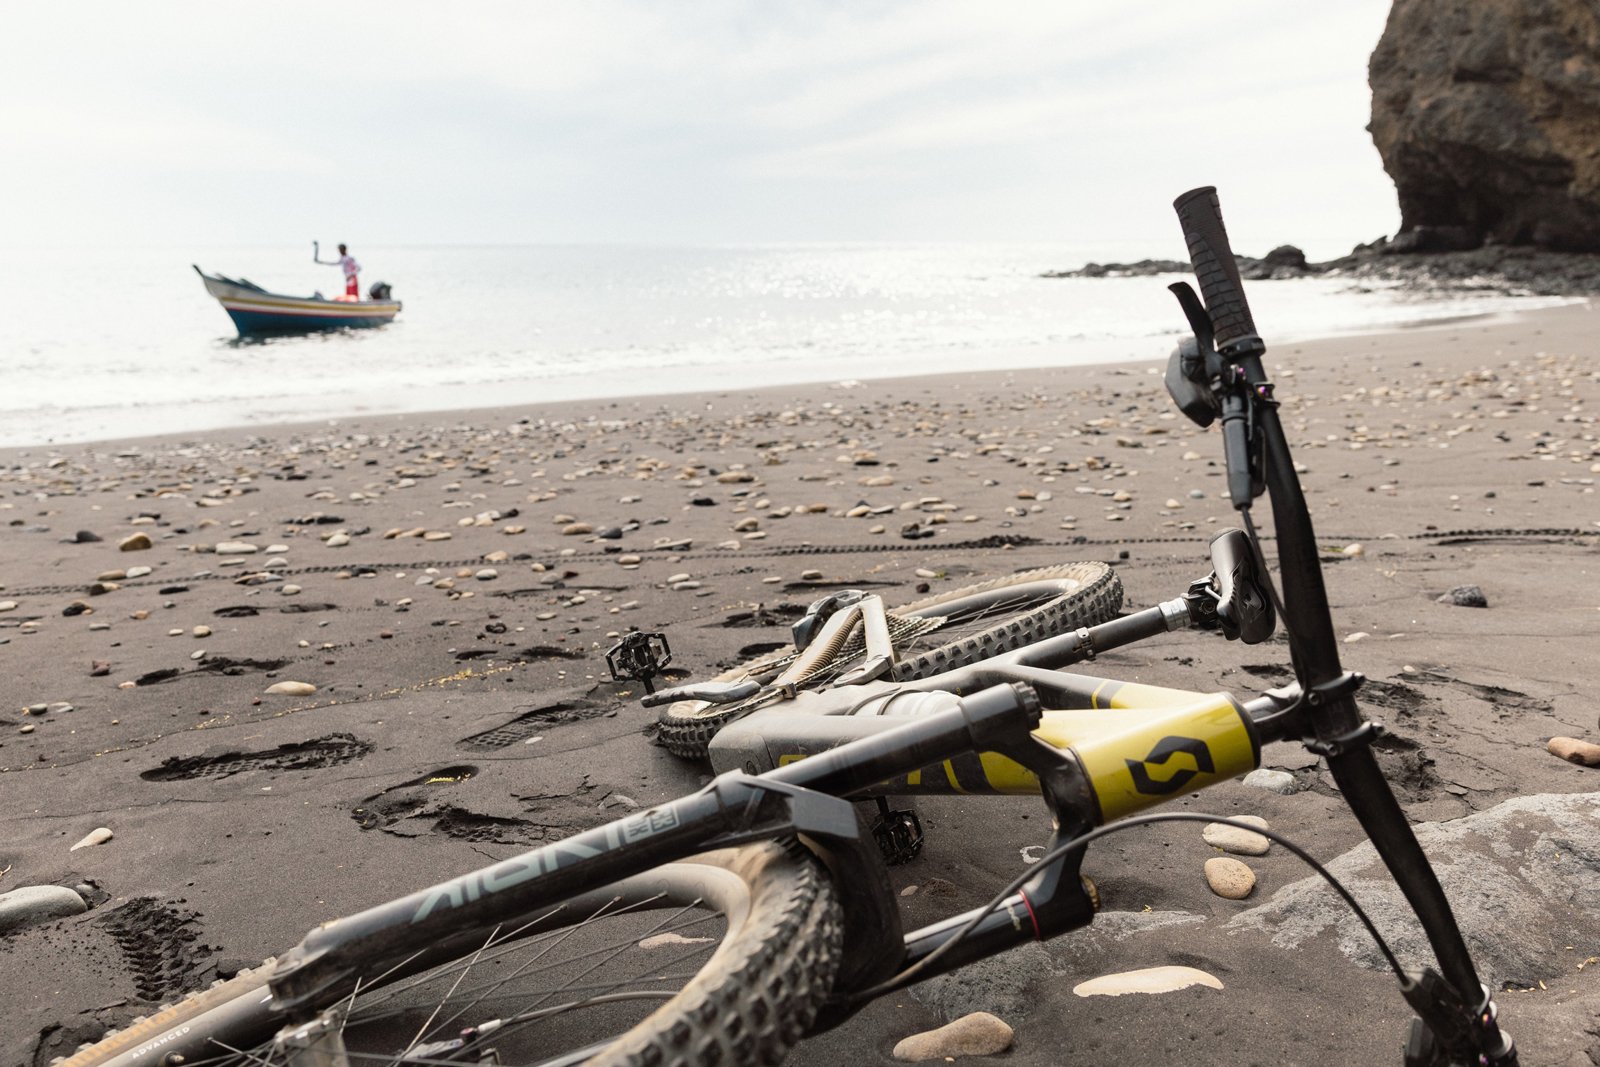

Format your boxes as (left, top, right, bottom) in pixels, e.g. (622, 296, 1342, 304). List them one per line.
(62, 843, 842, 1067)
(656, 562, 1122, 757)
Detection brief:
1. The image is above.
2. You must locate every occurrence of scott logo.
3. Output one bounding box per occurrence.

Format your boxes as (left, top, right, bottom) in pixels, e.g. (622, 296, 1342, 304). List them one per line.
(1125, 736, 1214, 795)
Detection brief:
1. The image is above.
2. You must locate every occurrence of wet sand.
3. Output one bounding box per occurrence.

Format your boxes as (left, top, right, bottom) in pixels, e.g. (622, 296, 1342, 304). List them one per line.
(4, 302, 1600, 1066)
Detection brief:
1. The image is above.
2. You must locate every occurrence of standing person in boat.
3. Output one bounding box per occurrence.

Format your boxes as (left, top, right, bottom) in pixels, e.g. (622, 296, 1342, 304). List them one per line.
(313, 241, 361, 300)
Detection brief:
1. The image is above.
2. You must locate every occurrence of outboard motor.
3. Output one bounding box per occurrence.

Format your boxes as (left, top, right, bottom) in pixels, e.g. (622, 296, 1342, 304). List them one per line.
(367, 281, 393, 301)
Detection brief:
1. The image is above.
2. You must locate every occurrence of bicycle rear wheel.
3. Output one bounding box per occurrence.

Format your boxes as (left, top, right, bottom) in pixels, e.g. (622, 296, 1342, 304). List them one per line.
(62, 841, 841, 1067)
(657, 561, 1122, 758)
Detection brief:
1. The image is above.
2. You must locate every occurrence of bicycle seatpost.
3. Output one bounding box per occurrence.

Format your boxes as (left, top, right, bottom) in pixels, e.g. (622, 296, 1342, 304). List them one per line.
(1173, 188, 1514, 1066)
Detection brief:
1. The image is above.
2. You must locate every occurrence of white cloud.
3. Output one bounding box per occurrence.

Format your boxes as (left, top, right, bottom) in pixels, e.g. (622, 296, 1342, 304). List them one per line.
(0, 0, 1397, 255)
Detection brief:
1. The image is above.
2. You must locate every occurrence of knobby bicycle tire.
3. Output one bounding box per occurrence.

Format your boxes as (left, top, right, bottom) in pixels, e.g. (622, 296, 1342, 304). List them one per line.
(657, 561, 1122, 758)
(62, 842, 842, 1067)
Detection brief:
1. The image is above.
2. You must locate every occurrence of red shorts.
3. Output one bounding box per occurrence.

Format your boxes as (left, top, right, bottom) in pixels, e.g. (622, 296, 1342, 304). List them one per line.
(346, 277, 359, 297)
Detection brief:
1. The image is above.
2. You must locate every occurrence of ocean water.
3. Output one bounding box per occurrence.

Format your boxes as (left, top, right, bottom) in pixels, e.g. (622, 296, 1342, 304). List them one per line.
(0, 243, 1575, 447)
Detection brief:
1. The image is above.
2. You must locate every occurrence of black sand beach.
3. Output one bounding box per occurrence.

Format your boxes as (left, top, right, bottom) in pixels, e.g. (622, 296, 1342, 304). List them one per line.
(6, 303, 1600, 1066)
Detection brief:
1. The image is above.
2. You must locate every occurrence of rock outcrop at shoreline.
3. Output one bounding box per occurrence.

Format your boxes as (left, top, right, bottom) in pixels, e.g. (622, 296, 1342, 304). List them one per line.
(1369, 0, 1600, 252)
(1046, 243, 1600, 296)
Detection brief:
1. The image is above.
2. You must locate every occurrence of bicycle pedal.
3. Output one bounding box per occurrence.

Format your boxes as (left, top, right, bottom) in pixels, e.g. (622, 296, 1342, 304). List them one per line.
(871, 807, 924, 866)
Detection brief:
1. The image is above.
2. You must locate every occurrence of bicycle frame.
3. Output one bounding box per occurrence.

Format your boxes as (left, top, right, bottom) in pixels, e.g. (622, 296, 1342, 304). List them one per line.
(253, 187, 1516, 1067)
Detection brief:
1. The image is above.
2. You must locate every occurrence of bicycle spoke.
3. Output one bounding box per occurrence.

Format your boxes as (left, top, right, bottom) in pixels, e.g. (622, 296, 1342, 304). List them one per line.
(415, 899, 706, 1048)
(477, 901, 708, 1049)
(399, 926, 500, 1058)
(273, 893, 729, 1067)
(345, 897, 705, 1027)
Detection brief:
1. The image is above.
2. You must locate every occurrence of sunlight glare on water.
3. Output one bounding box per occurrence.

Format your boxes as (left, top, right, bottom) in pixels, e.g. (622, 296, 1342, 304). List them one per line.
(0, 243, 1573, 445)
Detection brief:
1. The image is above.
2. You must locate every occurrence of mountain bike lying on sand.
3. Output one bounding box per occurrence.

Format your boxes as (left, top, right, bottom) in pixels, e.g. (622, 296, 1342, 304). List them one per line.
(66, 189, 1516, 1067)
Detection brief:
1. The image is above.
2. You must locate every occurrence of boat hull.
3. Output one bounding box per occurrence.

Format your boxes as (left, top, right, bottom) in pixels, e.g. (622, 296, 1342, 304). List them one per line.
(221, 303, 399, 335)
(196, 266, 401, 336)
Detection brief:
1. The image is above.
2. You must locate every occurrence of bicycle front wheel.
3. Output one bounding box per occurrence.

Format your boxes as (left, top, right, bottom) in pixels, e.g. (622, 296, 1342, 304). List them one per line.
(63, 841, 842, 1067)
(657, 561, 1122, 758)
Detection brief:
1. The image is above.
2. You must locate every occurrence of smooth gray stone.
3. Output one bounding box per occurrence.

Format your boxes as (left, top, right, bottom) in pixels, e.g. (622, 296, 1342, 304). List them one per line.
(1230, 791, 1600, 987)
(0, 885, 87, 934)
(1243, 768, 1298, 795)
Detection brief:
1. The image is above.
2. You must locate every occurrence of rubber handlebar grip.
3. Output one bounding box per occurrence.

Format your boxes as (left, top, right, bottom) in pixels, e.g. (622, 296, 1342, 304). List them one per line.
(1173, 187, 1257, 351)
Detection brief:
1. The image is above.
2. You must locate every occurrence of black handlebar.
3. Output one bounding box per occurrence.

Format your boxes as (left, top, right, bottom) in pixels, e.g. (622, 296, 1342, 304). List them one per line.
(1173, 186, 1259, 352)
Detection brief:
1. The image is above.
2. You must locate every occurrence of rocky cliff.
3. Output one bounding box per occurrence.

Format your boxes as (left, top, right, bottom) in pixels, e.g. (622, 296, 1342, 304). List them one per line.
(1370, 0, 1600, 252)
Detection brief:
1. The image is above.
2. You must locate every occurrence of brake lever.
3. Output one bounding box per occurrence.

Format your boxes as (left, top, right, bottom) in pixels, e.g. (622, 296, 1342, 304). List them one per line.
(1164, 282, 1221, 428)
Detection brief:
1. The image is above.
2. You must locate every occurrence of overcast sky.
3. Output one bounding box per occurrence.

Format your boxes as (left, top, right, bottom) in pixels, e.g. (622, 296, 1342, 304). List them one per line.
(0, 2, 1397, 259)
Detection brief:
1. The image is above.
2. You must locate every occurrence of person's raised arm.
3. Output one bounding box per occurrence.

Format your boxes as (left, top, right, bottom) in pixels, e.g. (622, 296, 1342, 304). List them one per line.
(312, 240, 335, 265)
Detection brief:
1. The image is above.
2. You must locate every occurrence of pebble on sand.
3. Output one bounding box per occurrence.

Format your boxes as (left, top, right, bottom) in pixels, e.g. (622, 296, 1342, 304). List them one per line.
(0, 886, 87, 934)
(325, 533, 351, 547)
(0, 601, 16, 612)
(1202, 815, 1271, 855)
(563, 523, 593, 536)
(118, 533, 153, 552)
(193, 625, 212, 637)
(423, 531, 451, 541)
(1073, 966, 1223, 997)
(281, 584, 302, 595)
(1242, 768, 1297, 795)
(215, 541, 258, 555)
(1437, 585, 1488, 608)
(475, 568, 498, 581)
(70, 827, 114, 851)
(125, 565, 152, 578)
(1548, 737, 1600, 766)
(265, 681, 317, 695)
(891, 1012, 1014, 1061)
(1205, 856, 1257, 898)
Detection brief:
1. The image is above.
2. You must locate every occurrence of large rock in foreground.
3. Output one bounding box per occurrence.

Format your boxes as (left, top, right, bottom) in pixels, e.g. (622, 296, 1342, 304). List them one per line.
(1370, 0, 1600, 251)
(1229, 791, 1600, 987)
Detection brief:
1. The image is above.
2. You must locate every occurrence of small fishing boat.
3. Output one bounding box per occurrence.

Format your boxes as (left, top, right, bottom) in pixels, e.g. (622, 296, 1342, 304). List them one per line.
(194, 266, 401, 336)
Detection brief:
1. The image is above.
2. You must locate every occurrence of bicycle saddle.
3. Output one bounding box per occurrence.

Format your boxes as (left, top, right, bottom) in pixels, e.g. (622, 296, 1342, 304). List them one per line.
(792, 589, 866, 652)
(1209, 527, 1275, 644)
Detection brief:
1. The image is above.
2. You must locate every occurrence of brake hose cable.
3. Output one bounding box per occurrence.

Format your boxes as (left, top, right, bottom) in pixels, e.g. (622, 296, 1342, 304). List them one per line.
(849, 811, 1405, 1003)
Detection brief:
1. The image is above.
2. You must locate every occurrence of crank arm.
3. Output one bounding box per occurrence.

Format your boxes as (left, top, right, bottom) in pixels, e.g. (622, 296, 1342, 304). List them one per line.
(639, 679, 761, 708)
